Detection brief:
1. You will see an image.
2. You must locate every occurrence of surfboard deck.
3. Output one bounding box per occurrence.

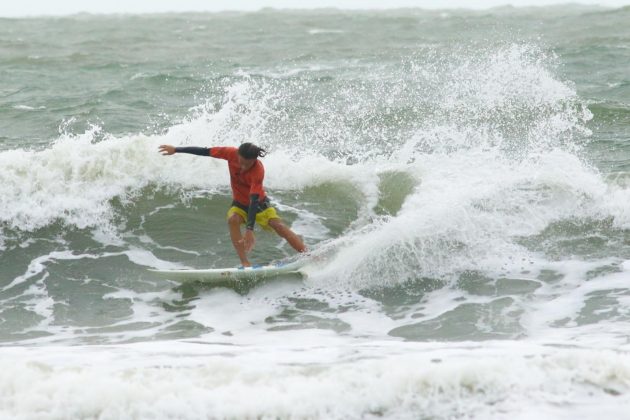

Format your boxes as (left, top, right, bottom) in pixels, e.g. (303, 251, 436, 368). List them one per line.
(149, 260, 305, 283)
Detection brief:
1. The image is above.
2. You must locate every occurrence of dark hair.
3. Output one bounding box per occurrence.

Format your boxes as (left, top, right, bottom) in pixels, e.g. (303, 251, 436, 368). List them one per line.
(238, 142, 267, 159)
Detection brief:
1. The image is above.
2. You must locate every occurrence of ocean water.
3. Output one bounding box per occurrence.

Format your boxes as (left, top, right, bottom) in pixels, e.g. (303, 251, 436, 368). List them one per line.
(1, 6, 630, 419)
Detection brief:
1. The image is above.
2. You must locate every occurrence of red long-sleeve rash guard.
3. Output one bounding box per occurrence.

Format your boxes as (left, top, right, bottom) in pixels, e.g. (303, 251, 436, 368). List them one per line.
(209, 146, 266, 207)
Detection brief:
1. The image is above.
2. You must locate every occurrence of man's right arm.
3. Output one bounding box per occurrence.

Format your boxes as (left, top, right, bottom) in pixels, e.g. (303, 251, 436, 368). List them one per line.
(159, 145, 237, 160)
(158, 145, 210, 156)
(174, 146, 210, 156)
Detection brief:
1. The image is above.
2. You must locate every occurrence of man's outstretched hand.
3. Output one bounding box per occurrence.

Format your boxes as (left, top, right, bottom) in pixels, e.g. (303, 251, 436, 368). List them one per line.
(159, 145, 176, 155)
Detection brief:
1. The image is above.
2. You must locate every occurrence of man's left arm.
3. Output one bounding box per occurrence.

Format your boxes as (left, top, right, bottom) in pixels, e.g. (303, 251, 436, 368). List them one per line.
(241, 169, 265, 252)
(245, 194, 260, 232)
(241, 194, 259, 253)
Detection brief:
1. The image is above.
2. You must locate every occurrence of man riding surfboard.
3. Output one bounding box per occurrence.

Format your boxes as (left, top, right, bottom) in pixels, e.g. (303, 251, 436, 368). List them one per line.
(158, 143, 307, 267)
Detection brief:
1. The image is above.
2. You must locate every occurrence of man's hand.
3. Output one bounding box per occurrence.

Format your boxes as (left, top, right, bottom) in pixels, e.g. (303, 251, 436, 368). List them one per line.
(240, 229, 256, 253)
(159, 145, 176, 155)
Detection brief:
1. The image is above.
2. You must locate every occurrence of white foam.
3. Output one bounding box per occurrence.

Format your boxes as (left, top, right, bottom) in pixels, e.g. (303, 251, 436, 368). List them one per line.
(2, 250, 81, 292)
(0, 340, 629, 419)
(308, 29, 345, 35)
(11, 104, 45, 111)
(292, 44, 624, 289)
(0, 126, 220, 234)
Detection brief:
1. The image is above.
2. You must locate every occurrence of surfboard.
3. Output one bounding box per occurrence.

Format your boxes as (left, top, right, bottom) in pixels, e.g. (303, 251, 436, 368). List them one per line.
(149, 259, 305, 283)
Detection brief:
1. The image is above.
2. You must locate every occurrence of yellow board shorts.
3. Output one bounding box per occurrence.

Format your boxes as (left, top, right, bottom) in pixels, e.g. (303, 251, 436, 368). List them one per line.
(227, 205, 279, 232)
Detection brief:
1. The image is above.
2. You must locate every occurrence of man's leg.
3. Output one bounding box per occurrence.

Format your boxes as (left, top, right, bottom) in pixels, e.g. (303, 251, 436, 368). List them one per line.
(268, 219, 307, 253)
(228, 213, 251, 266)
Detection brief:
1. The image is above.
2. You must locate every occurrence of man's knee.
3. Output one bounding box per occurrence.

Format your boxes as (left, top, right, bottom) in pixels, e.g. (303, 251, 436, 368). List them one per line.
(267, 218, 283, 231)
(228, 213, 244, 226)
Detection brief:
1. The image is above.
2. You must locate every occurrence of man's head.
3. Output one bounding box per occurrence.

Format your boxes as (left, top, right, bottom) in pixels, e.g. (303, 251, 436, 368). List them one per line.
(238, 143, 266, 170)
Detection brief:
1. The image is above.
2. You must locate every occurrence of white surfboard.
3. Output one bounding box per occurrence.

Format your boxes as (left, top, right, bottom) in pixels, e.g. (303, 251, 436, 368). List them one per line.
(149, 259, 305, 283)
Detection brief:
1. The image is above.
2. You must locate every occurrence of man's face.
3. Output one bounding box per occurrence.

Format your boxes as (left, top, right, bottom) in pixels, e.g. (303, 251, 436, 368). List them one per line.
(238, 155, 256, 171)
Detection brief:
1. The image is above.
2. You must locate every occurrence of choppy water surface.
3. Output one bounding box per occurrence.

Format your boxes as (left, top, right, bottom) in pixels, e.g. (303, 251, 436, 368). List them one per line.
(1, 6, 630, 419)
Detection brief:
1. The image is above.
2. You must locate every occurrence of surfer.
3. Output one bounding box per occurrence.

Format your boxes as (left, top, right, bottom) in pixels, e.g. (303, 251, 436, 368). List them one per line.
(158, 143, 307, 267)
